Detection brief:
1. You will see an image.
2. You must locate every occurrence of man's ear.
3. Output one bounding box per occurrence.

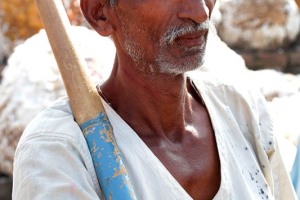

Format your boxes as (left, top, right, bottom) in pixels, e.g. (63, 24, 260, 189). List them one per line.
(80, 0, 114, 36)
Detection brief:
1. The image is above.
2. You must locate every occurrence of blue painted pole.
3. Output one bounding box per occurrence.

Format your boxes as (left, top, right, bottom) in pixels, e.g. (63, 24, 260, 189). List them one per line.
(80, 113, 137, 200)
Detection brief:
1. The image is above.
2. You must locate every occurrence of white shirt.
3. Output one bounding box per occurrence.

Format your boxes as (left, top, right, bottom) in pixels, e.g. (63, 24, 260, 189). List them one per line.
(13, 72, 297, 200)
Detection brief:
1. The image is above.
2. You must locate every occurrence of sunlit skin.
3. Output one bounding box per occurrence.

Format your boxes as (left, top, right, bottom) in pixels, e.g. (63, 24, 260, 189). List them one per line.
(81, 0, 220, 199)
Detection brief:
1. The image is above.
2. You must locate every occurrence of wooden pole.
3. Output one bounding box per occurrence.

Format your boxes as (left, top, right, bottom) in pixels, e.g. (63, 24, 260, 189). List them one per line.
(295, 0, 300, 10)
(34, 0, 137, 199)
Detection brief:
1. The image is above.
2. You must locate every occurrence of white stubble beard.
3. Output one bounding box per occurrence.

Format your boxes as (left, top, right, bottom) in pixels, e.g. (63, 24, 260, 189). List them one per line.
(117, 8, 214, 77)
(155, 20, 212, 76)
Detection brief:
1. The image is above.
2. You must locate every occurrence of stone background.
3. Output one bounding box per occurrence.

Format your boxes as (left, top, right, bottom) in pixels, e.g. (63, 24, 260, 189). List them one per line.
(238, 35, 300, 73)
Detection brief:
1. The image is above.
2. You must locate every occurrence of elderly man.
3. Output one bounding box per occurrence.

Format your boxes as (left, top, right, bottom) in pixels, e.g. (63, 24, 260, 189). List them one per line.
(13, 0, 296, 199)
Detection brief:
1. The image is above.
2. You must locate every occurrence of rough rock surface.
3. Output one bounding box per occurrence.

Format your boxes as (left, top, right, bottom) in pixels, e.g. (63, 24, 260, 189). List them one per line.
(217, 0, 300, 50)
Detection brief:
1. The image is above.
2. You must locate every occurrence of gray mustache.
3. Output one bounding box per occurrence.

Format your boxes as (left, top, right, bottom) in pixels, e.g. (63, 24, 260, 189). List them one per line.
(160, 19, 211, 46)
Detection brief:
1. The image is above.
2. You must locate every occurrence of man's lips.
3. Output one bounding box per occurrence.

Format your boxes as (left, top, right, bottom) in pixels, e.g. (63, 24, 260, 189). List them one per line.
(175, 30, 208, 47)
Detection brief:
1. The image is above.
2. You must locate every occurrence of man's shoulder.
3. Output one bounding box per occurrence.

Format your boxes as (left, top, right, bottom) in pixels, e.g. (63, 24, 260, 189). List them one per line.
(18, 97, 84, 148)
(188, 70, 256, 90)
(188, 70, 265, 102)
(13, 98, 102, 199)
(188, 70, 275, 153)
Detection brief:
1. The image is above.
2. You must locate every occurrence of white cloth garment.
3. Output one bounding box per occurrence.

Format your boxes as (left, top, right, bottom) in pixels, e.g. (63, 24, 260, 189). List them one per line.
(13, 72, 297, 200)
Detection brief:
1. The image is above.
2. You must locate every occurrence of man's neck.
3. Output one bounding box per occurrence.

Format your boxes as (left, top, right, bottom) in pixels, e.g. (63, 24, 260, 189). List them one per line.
(100, 61, 221, 199)
(100, 61, 195, 140)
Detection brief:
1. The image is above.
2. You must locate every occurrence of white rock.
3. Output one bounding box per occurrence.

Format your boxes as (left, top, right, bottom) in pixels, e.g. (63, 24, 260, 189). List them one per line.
(217, 0, 300, 50)
(248, 69, 300, 100)
(201, 30, 247, 73)
(268, 94, 300, 171)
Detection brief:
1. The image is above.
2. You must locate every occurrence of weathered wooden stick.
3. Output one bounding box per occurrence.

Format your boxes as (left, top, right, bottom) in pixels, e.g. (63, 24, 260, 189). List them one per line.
(34, 0, 137, 199)
(296, 0, 300, 10)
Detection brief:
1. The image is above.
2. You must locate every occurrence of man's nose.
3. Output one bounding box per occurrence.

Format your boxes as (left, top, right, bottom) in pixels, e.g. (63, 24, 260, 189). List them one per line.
(177, 0, 210, 24)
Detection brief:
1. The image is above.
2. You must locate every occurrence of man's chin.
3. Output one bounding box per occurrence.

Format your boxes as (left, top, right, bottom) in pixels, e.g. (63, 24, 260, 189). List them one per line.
(155, 47, 206, 75)
(158, 59, 204, 76)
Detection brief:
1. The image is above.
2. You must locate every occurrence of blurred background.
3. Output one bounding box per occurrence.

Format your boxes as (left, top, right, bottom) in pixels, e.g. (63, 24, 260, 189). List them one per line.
(1, 0, 300, 199)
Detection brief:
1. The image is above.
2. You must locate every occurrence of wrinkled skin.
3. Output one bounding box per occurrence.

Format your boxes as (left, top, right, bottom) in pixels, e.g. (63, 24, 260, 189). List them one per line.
(81, 0, 220, 199)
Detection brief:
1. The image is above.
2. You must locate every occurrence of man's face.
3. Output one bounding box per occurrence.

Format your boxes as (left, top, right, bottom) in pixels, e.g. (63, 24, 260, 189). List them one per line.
(111, 0, 216, 75)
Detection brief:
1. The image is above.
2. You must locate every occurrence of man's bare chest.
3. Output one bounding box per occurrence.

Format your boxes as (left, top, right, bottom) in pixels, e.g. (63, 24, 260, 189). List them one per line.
(142, 127, 221, 200)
